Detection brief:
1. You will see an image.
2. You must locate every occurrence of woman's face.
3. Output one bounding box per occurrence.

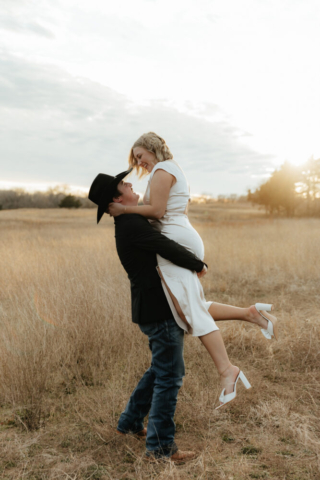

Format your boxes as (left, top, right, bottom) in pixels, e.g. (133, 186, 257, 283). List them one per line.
(133, 147, 157, 173)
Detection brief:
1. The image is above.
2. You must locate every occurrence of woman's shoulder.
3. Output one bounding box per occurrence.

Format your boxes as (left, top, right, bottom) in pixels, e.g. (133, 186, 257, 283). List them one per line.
(152, 159, 182, 176)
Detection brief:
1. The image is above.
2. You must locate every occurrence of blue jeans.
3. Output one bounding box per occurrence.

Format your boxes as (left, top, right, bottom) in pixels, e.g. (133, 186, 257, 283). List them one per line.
(117, 318, 185, 458)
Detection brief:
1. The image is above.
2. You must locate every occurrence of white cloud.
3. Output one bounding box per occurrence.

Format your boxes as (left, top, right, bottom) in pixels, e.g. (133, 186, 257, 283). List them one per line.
(0, 16, 55, 38)
(0, 53, 275, 195)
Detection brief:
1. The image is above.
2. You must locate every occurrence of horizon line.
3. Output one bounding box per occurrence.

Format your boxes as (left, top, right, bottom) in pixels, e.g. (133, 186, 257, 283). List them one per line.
(0, 181, 248, 199)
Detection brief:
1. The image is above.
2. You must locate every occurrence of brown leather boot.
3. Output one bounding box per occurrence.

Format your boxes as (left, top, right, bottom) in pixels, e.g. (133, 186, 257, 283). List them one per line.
(170, 450, 196, 463)
(144, 449, 196, 464)
(116, 427, 147, 440)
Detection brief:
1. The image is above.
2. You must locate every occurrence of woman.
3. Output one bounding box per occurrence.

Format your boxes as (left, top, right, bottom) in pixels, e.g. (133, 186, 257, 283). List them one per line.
(108, 132, 278, 407)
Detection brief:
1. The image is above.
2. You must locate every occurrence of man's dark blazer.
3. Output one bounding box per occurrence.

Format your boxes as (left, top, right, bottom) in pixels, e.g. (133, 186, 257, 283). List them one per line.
(114, 214, 206, 325)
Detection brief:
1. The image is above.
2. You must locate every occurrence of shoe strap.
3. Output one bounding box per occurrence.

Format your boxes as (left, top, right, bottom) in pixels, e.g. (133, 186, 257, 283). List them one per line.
(259, 314, 274, 336)
(261, 328, 272, 339)
(219, 389, 226, 403)
(219, 373, 240, 403)
(219, 390, 237, 403)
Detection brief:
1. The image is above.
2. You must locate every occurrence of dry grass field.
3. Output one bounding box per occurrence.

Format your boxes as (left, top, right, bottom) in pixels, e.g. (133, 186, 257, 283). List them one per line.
(0, 205, 320, 480)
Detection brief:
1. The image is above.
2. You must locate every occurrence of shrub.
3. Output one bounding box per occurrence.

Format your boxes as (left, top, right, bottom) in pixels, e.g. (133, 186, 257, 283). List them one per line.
(59, 195, 81, 209)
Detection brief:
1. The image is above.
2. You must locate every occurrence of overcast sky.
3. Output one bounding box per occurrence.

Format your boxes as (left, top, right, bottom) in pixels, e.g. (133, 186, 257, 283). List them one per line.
(0, 0, 319, 196)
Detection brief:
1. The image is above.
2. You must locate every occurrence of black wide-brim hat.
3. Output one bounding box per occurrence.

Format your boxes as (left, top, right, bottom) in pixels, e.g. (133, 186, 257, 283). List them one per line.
(88, 168, 133, 224)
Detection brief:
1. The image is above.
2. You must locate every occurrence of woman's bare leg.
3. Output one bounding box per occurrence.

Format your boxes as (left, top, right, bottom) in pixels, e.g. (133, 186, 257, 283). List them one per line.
(199, 330, 239, 397)
(208, 302, 268, 330)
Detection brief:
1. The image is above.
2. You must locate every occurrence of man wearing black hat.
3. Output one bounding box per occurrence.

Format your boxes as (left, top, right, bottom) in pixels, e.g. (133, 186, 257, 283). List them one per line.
(89, 169, 207, 462)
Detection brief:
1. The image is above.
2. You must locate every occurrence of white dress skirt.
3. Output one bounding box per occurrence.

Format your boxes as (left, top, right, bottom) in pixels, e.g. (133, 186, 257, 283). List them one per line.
(143, 159, 219, 337)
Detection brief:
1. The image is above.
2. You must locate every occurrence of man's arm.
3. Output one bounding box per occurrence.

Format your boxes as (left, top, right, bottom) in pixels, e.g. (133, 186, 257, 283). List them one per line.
(124, 215, 207, 273)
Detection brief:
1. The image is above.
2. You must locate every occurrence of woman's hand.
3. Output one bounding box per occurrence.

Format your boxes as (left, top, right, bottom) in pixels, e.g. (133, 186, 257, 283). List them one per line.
(108, 202, 126, 217)
(197, 265, 207, 278)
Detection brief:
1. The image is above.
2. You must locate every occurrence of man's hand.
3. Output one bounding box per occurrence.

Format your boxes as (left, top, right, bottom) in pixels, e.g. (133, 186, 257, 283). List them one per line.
(197, 265, 207, 278)
(108, 202, 126, 217)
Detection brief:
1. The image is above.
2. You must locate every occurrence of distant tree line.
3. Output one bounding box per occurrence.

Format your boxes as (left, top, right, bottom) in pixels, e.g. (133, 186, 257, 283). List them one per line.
(0, 187, 95, 210)
(190, 194, 248, 204)
(1, 157, 319, 217)
(0, 187, 248, 210)
(248, 157, 320, 217)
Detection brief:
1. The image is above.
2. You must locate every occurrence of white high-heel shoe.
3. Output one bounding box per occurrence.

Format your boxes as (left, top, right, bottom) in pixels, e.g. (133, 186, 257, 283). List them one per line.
(216, 370, 251, 409)
(255, 303, 278, 340)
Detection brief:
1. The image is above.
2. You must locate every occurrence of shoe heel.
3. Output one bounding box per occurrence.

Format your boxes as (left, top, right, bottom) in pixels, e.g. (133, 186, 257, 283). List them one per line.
(255, 303, 273, 312)
(239, 371, 251, 390)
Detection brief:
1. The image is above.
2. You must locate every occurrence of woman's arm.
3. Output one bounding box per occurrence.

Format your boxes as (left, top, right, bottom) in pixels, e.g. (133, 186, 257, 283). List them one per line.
(109, 169, 175, 219)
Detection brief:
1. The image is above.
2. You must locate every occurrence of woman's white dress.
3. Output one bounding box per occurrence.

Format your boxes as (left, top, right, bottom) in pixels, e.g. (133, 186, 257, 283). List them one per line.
(143, 160, 219, 337)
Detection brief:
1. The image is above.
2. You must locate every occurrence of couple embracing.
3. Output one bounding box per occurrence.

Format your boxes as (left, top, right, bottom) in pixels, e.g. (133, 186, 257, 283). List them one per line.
(88, 132, 278, 463)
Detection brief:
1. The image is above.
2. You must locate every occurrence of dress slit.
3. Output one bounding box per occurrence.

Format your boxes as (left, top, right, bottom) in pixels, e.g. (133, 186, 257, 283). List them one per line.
(156, 266, 193, 334)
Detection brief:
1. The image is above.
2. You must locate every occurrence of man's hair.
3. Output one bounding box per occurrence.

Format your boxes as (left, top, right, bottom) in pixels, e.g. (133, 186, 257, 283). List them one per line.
(113, 187, 122, 199)
(105, 186, 122, 214)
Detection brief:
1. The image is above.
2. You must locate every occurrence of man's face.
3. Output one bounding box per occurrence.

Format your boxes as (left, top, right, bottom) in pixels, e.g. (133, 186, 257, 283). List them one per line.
(113, 180, 140, 206)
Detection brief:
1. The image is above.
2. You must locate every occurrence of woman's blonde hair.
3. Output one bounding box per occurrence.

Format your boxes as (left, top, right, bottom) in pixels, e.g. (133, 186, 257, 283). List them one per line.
(128, 132, 173, 178)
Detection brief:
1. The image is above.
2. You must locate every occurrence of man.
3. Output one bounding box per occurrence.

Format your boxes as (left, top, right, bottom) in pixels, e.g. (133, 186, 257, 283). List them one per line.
(88, 169, 207, 462)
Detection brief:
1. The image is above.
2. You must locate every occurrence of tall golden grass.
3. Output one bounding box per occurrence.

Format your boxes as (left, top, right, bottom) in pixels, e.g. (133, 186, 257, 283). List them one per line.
(0, 207, 319, 479)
